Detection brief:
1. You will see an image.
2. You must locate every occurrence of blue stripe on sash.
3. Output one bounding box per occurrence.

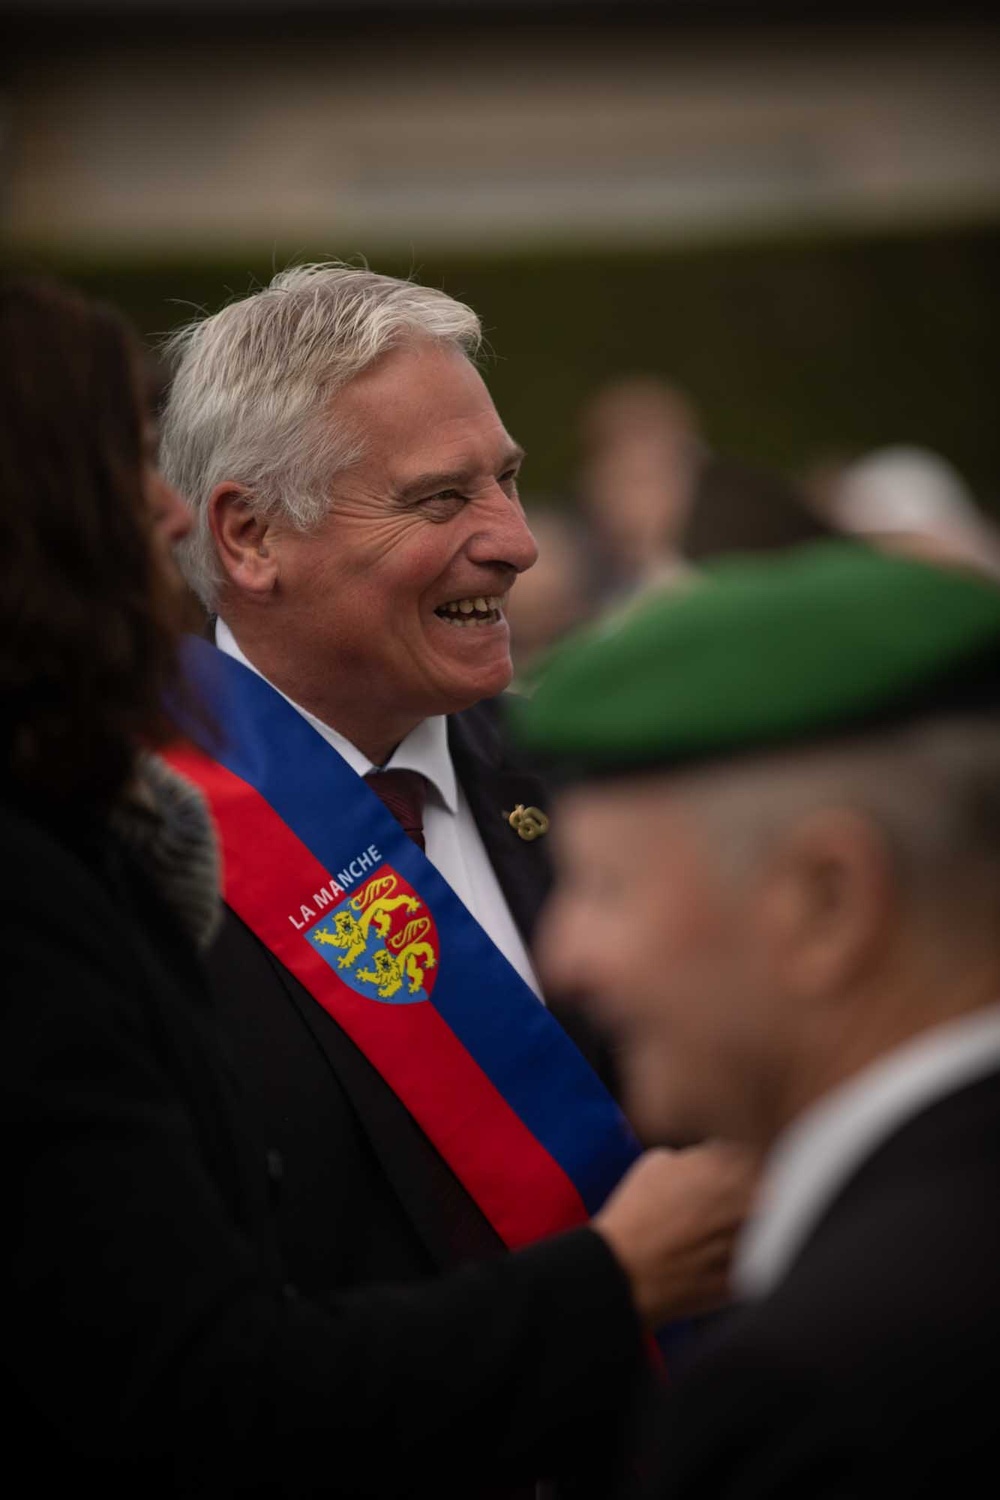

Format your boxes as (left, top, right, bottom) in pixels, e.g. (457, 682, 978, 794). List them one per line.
(181, 636, 640, 1213)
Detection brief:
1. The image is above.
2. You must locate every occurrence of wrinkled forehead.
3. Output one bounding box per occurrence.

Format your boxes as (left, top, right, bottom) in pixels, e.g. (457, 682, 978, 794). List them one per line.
(328, 339, 519, 477)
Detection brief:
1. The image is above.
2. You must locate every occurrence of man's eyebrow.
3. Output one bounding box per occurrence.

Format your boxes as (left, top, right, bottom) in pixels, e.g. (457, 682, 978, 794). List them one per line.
(395, 444, 526, 502)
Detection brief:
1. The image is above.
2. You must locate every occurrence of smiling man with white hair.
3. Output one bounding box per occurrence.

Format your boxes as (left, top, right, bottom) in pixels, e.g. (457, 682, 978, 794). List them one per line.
(157, 265, 748, 1491)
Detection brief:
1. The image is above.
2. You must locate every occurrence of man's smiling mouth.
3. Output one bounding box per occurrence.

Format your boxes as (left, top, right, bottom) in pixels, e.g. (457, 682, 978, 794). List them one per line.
(434, 594, 505, 626)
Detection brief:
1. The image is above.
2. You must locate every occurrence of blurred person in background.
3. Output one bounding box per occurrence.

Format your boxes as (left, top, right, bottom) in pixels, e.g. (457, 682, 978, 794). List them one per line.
(575, 374, 703, 605)
(824, 444, 1000, 580)
(157, 262, 752, 1454)
(505, 501, 593, 678)
(677, 454, 840, 568)
(511, 451, 838, 675)
(515, 540, 1000, 1498)
(2, 273, 757, 1499)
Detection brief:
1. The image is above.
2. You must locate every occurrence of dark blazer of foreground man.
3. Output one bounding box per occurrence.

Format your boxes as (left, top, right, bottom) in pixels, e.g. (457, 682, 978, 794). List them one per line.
(2, 279, 753, 1499)
(514, 540, 1000, 1498)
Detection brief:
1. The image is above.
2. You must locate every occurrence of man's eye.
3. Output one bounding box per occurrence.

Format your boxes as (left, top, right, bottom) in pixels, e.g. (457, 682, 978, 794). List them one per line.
(499, 469, 520, 490)
(416, 489, 467, 521)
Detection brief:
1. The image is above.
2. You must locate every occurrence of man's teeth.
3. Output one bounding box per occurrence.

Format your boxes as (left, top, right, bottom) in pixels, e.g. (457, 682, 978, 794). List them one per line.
(436, 594, 504, 624)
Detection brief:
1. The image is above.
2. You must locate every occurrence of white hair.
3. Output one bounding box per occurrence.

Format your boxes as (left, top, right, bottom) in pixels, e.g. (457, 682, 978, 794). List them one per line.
(159, 263, 483, 608)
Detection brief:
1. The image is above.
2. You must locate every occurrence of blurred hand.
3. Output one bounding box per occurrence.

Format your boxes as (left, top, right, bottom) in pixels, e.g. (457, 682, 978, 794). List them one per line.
(593, 1142, 759, 1328)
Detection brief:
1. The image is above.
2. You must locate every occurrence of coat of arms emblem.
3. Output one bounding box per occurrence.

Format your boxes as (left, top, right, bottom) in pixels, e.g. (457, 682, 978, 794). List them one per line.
(306, 868, 439, 1004)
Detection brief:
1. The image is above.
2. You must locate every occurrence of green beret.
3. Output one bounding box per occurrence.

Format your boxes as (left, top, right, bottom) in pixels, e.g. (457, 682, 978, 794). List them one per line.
(511, 541, 1000, 775)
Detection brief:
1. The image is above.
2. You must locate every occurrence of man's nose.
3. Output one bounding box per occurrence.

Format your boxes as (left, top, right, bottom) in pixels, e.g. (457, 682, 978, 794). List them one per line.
(162, 486, 194, 545)
(149, 466, 194, 545)
(168, 488, 194, 543)
(468, 487, 539, 575)
(535, 893, 587, 1001)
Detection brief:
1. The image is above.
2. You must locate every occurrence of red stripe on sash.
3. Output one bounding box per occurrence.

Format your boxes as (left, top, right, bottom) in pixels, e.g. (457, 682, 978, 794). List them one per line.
(168, 741, 590, 1248)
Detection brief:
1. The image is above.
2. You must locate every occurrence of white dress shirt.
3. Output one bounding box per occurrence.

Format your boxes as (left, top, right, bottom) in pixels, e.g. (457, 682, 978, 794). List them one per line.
(215, 620, 543, 998)
(735, 1001, 1000, 1302)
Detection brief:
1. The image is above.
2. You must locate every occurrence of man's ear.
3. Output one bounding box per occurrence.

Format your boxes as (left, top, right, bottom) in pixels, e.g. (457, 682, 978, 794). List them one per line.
(209, 483, 278, 595)
(761, 809, 893, 1002)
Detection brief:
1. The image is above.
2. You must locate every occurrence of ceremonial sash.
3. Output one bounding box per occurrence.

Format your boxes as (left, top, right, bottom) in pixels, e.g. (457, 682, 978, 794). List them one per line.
(167, 637, 641, 1249)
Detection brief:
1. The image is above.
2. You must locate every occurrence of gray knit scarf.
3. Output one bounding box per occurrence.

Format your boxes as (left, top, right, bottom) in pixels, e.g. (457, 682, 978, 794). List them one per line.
(109, 751, 222, 952)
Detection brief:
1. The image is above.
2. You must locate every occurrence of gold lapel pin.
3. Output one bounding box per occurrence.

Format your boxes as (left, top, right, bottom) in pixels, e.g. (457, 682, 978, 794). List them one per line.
(504, 804, 550, 842)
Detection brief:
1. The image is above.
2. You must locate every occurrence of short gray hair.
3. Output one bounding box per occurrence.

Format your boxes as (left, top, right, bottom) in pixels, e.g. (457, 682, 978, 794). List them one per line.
(159, 262, 483, 608)
(684, 715, 1000, 929)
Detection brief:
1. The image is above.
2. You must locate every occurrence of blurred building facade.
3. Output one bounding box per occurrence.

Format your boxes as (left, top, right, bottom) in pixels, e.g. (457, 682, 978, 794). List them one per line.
(4, 2, 999, 508)
(6, 5, 999, 258)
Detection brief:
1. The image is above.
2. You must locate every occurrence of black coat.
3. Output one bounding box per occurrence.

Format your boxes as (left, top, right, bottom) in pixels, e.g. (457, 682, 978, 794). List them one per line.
(635, 1067, 1000, 1499)
(205, 698, 615, 1293)
(3, 793, 644, 1498)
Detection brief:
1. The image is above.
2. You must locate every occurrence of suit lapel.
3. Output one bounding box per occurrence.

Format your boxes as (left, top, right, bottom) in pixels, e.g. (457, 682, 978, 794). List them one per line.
(447, 698, 554, 950)
(449, 698, 619, 1088)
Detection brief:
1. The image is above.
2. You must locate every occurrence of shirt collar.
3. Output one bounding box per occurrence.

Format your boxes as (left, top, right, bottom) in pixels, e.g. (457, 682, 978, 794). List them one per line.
(735, 1000, 1000, 1303)
(213, 619, 458, 815)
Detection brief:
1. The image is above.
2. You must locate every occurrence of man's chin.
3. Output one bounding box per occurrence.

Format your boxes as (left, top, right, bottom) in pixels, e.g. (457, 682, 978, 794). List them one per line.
(620, 1049, 704, 1146)
(427, 657, 515, 714)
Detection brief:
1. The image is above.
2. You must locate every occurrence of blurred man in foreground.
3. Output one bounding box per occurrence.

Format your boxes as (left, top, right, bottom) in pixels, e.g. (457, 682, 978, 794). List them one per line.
(515, 541, 1000, 1496)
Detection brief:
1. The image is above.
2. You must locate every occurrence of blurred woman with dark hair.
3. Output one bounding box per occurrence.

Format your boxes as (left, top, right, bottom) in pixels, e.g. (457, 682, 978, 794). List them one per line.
(0, 277, 712, 1500)
(1, 278, 192, 807)
(1, 278, 223, 961)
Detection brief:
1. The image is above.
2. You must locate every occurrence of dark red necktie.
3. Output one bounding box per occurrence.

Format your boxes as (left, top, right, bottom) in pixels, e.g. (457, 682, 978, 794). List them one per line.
(363, 769, 428, 851)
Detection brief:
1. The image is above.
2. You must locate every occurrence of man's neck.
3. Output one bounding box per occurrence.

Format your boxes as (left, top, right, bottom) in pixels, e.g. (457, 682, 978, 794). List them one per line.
(215, 616, 416, 766)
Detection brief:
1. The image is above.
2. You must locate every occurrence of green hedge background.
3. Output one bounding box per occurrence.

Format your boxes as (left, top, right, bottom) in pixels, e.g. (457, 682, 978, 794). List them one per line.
(40, 219, 1000, 514)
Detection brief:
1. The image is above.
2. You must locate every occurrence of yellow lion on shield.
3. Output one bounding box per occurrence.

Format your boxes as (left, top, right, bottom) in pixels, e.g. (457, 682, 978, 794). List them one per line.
(312, 873, 421, 970)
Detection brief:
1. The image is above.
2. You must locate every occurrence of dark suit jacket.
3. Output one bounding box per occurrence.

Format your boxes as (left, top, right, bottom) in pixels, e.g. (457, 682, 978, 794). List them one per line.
(636, 1067, 1000, 1498)
(3, 793, 645, 1498)
(204, 696, 616, 1296)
